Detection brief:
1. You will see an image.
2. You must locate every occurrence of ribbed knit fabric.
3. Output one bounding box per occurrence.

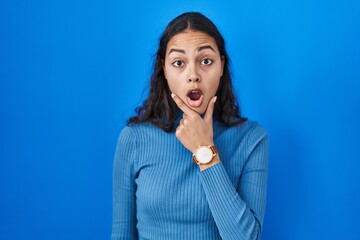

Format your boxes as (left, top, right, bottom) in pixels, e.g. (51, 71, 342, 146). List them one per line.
(112, 119, 268, 240)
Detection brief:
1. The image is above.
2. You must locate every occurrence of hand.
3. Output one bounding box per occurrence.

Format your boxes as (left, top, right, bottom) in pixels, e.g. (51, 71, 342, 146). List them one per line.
(171, 93, 217, 153)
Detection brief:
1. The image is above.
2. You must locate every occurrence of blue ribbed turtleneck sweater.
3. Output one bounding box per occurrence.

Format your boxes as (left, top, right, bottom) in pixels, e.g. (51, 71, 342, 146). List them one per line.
(111, 119, 268, 240)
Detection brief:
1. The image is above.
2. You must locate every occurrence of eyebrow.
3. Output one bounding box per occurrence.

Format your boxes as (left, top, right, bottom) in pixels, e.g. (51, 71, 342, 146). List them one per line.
(168, 45, 216, 55)
(168, 48, 185, 55)
(197, 45, 216, 53)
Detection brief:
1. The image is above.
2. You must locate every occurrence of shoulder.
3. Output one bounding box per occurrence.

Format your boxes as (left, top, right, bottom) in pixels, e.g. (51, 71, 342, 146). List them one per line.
(117, 122, 164, 144)
(236, 120, 268, 155)
(240, 120, 268, 142)
(229, 120, 268, 160)
(217, 119, 267, 141)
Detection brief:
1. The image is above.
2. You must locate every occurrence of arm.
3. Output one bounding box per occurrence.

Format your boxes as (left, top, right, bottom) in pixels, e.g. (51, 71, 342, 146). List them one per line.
(171, 94, 268, 239)
(111, 127, 138, 240)
(199, 127, 268, 240)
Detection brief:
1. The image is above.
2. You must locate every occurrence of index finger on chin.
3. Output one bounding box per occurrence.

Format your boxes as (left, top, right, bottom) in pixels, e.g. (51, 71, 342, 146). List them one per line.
(171, 93, 196, 117)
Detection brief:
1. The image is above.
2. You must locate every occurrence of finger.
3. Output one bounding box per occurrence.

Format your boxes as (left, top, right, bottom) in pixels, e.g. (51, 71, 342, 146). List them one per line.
(171, 93, 197, 117)
(204, 96, 217, 123)
(183, 113, 192, 120)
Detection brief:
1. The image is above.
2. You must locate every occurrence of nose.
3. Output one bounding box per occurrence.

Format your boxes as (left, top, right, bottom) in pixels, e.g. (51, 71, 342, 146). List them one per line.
(188, 76, 200, 82)
(187, 64, 201, 82)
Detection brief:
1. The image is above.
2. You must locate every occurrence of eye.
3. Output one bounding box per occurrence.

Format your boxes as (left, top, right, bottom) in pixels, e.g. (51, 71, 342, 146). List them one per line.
(201, 58, 213, 66)
(172, 60, 184, 68)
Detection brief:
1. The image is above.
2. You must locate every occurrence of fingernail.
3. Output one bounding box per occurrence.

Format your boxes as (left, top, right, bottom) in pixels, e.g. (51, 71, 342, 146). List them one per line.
(171, 93, 175, 98)
(213, 96, 217, 103)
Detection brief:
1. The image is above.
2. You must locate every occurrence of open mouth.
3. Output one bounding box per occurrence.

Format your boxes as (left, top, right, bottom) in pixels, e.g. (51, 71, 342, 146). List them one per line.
(187, 89, 204, 107)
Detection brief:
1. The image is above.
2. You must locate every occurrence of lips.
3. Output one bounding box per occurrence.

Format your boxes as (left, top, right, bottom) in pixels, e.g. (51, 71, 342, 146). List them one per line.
(186, 89, 204, 108)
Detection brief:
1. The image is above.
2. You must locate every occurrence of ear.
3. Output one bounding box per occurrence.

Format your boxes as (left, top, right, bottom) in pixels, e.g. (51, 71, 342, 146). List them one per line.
(220, 55, 225, 77)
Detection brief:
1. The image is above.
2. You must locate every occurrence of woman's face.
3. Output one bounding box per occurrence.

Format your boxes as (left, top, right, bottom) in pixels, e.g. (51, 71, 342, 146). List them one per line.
(163, 30, 224, 115)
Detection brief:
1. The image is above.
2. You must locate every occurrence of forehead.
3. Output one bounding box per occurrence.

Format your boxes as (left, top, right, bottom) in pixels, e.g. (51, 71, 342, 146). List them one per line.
(166, 30, 218, 52)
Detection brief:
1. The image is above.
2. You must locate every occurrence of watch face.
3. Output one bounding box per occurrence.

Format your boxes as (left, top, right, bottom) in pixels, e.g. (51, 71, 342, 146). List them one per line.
(196, 146, 213, 164)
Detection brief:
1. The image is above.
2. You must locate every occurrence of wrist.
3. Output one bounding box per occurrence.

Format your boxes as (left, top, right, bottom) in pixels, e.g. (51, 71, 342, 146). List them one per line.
(199, 154, 220, 171)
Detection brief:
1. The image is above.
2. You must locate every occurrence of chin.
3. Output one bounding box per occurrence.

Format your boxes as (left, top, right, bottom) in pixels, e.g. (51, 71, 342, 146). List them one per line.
(191, 106, 206, 115)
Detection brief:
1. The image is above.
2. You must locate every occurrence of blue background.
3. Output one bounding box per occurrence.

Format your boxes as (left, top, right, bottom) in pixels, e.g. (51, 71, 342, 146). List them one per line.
(1, 0, 360, 239)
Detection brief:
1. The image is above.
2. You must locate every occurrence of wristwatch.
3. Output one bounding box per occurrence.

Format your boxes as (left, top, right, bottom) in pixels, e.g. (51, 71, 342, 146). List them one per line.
(192, 145, 218, 165)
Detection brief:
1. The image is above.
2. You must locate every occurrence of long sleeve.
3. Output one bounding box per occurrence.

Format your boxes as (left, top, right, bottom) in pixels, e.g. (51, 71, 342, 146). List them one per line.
(111, 121, 267, 240)
(111, 127, 138, 240)
(199, 125, 268, 240)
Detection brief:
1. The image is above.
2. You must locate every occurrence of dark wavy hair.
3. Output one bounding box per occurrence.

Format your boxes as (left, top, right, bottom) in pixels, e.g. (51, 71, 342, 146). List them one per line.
(128, 12, 246, 132)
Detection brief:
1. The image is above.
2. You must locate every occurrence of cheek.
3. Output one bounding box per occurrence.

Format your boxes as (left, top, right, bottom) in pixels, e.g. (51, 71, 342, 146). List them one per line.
(207, 73, 221, 94)
(164, 66, 184, 93)
(167, 82, 178, 94)
(165, 72, 180, 94)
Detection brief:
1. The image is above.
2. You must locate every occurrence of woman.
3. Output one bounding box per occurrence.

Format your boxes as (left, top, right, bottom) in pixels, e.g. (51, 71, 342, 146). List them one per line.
(112, 12, 268, 240)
